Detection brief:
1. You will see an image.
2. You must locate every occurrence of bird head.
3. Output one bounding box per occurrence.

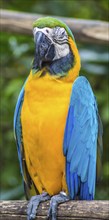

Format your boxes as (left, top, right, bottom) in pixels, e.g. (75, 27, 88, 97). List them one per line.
(32, 17, 81, 81)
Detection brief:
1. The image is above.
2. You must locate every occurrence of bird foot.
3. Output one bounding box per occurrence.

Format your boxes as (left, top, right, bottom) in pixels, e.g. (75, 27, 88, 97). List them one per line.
(27, 192, 50, 220)
(47, 191, 70, 220)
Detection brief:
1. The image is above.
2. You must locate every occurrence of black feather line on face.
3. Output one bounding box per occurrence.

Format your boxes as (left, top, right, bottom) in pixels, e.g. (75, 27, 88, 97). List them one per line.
(48, 50, 74, 76)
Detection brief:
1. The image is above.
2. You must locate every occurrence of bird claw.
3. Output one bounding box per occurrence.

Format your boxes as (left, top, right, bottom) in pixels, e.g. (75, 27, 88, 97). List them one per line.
(47, 191, 69, 220)
(27, 192, 50, 220)
(27, 191, 69, 220)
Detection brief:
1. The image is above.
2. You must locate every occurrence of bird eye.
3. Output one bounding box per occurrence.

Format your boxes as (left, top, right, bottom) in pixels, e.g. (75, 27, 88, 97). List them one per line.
(62, 30, 65, 36)
(46, 29, 49, 33)
(53, 27, 67, 38)
(52, 27, 68, 43)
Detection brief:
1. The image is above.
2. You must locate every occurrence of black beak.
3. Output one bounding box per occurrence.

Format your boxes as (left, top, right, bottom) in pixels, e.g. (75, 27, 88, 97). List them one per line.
(33, 31, 55, 70)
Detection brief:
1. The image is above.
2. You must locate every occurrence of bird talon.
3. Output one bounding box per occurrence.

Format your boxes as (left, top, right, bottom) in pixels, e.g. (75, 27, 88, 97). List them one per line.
(27, 192, 50, 220)
(47, 192, 70, 220)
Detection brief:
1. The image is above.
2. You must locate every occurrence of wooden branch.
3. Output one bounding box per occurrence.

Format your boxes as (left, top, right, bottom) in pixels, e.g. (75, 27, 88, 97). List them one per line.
(0, 200, 109, 220)
(0, 9, 109, 44)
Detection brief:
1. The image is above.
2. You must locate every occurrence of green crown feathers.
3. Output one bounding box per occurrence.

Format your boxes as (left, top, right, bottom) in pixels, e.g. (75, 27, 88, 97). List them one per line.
(33, 17, 75, 41)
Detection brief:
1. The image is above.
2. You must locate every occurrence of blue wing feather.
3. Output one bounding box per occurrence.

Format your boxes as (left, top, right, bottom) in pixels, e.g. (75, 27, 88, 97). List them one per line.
(63, 76, 101, 200)
(63, 106, 74, 155)
(14, 86, 24, 175)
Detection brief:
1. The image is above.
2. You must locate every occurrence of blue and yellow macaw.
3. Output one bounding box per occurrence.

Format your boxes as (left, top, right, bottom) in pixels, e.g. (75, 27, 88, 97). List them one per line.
(14, 17, 103, 220)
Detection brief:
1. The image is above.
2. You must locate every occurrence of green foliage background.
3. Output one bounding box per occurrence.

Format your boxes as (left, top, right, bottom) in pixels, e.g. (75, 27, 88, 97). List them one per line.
(0, 0, 109, 200)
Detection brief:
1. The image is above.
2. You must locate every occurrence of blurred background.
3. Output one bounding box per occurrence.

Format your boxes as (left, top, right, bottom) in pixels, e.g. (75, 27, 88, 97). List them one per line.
(0, 0, 109, 200)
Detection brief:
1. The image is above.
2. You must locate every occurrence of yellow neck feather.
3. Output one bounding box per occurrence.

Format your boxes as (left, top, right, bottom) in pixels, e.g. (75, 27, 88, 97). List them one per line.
(62, 37, 81, 82)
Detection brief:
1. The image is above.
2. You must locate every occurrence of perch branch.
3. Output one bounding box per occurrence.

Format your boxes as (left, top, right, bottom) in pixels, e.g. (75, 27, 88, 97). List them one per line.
(0, 200, 109, 220)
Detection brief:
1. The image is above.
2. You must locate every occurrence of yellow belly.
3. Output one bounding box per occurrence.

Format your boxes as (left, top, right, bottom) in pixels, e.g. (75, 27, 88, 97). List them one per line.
(21, 71, 73, 195)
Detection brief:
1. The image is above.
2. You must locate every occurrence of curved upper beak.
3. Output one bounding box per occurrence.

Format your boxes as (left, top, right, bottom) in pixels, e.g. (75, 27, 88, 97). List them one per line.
(34, 31, 55, 69)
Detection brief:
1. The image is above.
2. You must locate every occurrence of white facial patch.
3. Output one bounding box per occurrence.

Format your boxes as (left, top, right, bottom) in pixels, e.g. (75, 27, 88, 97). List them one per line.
(33, 26, 70, 60)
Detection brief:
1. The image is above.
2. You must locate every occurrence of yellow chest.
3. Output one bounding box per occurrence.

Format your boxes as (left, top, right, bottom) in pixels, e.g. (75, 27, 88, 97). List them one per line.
(21, 72, 73, 195)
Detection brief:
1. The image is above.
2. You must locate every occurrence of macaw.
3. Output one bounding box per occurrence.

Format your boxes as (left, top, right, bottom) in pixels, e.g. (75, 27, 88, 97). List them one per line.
(14, 17, 103, 220)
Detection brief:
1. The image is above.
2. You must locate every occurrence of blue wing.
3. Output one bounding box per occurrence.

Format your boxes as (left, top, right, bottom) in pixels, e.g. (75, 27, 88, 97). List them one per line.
(63, 76, 102, 200)
(14, 86, 25, 175)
